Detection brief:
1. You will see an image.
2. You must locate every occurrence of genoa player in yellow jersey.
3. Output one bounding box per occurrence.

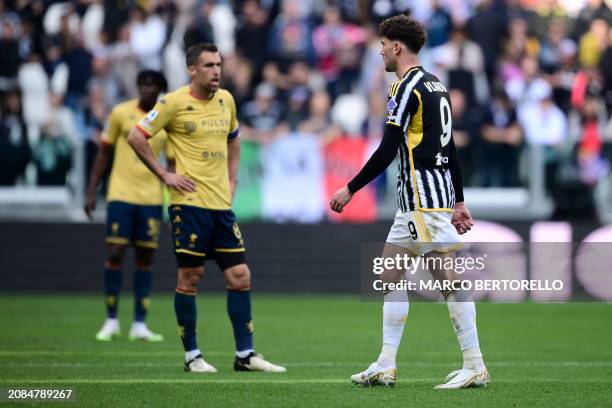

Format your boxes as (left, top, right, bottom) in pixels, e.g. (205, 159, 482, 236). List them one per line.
(127, 43, 285, 373)
(85, 71, 172, 342)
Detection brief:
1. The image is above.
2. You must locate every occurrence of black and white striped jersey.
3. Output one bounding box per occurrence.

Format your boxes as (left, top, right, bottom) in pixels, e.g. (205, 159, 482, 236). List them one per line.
(386, 66, 458, 213)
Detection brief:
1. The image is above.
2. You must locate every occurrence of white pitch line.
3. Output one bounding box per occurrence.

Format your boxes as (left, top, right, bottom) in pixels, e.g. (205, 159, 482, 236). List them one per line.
(0, 378, 611, 385)
(1, 361, 612, 368)
(0, 351, 231, 357)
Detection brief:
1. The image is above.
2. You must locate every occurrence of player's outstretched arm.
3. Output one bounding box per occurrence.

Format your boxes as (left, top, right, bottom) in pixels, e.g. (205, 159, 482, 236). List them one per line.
(227, 137, 240, 200)
(84, 141, 113, 220)
(330, 124, 403, 213)
(127, 127, 196, 193)
(448, 136, 474, 234)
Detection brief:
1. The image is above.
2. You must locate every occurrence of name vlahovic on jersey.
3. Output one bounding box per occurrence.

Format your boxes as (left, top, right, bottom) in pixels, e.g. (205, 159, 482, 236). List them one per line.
(386, 67, 457, 212)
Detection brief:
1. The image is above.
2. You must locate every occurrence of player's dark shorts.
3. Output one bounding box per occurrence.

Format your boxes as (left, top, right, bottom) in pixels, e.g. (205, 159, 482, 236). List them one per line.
(105, 201, 163, 248)
(169, 204, 246, 269)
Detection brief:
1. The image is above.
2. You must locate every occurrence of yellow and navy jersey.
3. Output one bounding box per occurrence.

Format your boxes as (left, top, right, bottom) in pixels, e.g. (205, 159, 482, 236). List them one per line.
(386, 66, 456, 212)
(103, 99, 172, 206)
(136, 86, 239, 210)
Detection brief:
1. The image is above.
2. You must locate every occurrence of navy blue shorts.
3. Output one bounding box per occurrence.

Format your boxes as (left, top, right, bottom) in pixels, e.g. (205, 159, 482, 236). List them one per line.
(169, 204, 246, 265)
(106, 201, 163, 248)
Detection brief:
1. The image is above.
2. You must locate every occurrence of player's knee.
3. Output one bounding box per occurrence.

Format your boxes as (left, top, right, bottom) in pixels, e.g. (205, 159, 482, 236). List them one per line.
(178, 267, 204, 292)
(225, 264, 250, 290)
(106, 245, 127, 267)
(135, 248, 155, 270)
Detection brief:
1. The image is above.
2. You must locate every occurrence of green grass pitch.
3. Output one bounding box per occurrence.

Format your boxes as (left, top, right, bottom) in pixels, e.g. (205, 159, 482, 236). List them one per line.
(1, 295, 611, 407)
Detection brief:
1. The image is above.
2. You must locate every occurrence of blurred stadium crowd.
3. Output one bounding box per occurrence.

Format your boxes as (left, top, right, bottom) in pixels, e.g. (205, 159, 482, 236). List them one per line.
(0, 0, 611, 221)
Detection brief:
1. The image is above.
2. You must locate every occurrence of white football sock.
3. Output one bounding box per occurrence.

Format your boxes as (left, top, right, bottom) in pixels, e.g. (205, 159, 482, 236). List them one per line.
(236, 349, 254, 358)
(185, 349, 202, 362)
(376, 290, 409, 370)
(446, 293, 484, 370)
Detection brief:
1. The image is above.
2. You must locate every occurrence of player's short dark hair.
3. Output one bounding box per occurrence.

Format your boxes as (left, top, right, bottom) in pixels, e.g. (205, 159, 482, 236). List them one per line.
(185, 42, 219, 67)
(136, 70, 168, 92)
(379, 15, 427, 54)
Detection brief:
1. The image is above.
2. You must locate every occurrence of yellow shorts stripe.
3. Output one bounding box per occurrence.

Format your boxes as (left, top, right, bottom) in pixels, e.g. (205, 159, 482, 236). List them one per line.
(134, 240, 159, 249)
(175, 248, 206, 257)
(213, 248, 245, 253)
(106, 237, 130, 245)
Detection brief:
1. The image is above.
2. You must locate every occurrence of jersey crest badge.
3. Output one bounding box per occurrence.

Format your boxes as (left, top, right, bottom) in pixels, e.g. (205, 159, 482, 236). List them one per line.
(387, 97, 397, 114)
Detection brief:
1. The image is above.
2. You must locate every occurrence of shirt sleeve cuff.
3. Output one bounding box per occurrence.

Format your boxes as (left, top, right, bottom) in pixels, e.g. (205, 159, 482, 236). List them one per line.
(228, 128, 240, 140)
(135, 124, 153, 138)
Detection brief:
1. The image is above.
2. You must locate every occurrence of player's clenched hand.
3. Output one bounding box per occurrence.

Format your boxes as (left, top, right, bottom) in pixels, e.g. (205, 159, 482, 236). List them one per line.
(162, 171, 197, 193)
(330, 186, 353, 213)
(84, 191, 96, 220)
(452, 202, 474, 235)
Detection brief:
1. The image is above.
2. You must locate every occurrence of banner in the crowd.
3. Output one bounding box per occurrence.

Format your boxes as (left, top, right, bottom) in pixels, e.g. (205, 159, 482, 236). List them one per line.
(324, 136, 377, 222)
(233, 140, 263, 220)
(261, 133, 325, 223)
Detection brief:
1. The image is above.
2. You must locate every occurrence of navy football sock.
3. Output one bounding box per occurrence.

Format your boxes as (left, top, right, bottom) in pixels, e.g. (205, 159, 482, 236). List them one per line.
(174, 292, 198, 351)
(134, 269, 153, 322)
(227, 290, 253, 352)
(104, 267, 122, 318)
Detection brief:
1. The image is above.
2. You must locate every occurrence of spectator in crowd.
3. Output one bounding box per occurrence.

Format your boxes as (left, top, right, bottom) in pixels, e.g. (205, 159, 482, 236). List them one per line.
(0, 16, 22, 91)
(426, 0, 453, 48)
(223, 53, 254, 109)
(600, 25, 612, 112)
(433, 26, 488, 106)
(573, 0, 612, 41)
(129, 5, 166, 70)
(480, 90, 523, 187)
(82, 81, 108, 187)
(518, 80, 568, 191)
(62, 32, 93, 112)
(240, 83, 285, 142)
(0, 89, 31, 185)
(183, 0, 215, 51)
(235, 0, 269, 74)
(466, 0, 507, 81)
(267, 0, 313, 68)
(34, 92, 74, 185)
(578, 18, 609, 68)
(539, 18, 569, 73)
(450, 87, 483, 185)
(299, 89, 339, 140)
(312, 5, 366, 98)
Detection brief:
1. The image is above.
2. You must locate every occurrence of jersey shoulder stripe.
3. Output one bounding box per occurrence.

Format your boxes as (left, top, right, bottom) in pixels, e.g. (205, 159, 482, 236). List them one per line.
(386, 68, 424, 128)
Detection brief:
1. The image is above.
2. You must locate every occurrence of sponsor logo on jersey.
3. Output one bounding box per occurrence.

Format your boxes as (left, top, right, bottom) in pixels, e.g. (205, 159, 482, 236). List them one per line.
(435, 153, 449, 166)
(201, 151, 225, 159)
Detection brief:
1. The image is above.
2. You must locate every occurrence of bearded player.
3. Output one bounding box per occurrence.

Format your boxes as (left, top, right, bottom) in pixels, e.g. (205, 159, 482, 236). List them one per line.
(330, 15, 489, 389)
(127, 43, 285, 373)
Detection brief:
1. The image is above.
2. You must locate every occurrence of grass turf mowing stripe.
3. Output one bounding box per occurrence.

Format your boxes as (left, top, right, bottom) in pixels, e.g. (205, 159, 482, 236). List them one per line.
(0, 379, 610, 384)
(1, 361, 612, 368)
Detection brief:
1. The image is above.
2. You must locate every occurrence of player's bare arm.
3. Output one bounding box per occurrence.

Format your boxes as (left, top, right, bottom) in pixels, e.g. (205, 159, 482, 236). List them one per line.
(227, 137, 240, 200)
(127, 127, 196, 193)
(84, 141, 113, 220)
(330, 124, 403, 213)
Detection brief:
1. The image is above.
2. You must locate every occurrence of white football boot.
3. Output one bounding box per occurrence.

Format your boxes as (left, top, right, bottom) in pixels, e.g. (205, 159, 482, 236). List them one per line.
(434, 367, 490, 389)
(234, 352, 287, 372)
(128, 322, 164, 342)
(351, 362, 397, 386)
(95, 319, 120, 341)
(184, 355, 218, 373)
